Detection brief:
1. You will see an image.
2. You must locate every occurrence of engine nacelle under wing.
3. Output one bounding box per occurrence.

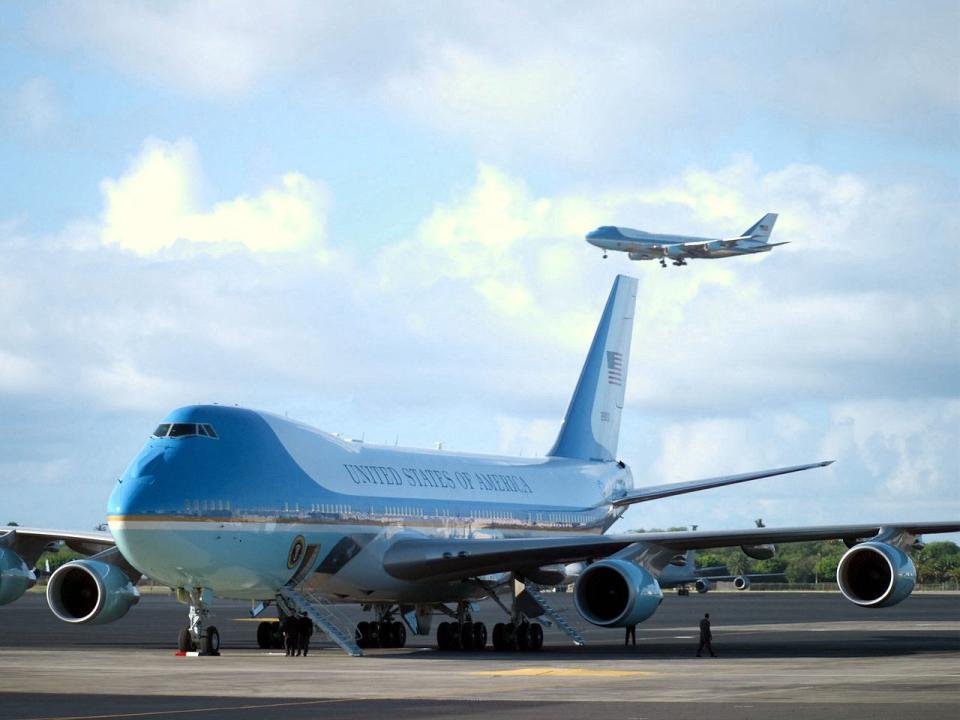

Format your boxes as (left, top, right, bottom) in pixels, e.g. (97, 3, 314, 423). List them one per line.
(741, 544, 776, 560)
(694, 578, 712, 594)
(46, 559, 140, 625)
(733, 576, 751, 590)
(573, 558, 663, 627)
(836, 542, 916, 608)
(0, 547, 36, 605)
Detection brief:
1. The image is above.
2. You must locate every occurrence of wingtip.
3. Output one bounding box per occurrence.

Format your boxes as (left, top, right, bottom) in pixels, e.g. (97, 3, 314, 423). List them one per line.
(820, 460, 835, 467)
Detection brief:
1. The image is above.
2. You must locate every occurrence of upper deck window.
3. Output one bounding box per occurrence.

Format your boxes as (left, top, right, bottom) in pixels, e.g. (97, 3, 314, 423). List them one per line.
(151, 423, 219, 439)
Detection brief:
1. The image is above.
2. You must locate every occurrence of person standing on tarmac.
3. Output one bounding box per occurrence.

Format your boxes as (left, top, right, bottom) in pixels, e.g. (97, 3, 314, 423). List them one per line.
(697, 612, 716, 657)
(624, 623, 637, 646)
(281, 614, 299, 657)
(298, 612, 314, 657)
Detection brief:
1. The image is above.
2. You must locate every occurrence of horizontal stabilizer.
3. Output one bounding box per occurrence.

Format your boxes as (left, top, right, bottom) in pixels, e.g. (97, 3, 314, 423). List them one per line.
(611, 461, 833, 507)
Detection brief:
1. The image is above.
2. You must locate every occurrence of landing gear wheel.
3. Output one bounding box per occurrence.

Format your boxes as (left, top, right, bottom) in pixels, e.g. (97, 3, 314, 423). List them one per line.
(437, 621, 450, 650)
(473, 622, 487, 650)
(447, 622, 461, 650)
(460, 621, 475, 650)
(528, 622, 544, 651)
(257, 621, 272, 649)
(368, 621, 380, 648)
(177, 627, 193, 652)
(492, 623, 506, 651)
(391, 621, 406, 648)
(201, 625, 220, 655)
(516, 622, 531, 651)
(504, 622, 517, 651)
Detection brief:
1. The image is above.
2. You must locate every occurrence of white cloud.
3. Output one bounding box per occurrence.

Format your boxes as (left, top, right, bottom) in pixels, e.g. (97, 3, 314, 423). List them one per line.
(34, 2, 959, 161)
(99, 138, 330, 257)
(823, 400, 960, 497)
(4, 76, 61, 137)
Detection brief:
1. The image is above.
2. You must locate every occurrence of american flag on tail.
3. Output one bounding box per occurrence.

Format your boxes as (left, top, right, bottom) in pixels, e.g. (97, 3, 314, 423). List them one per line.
(606, 350, 623, 385)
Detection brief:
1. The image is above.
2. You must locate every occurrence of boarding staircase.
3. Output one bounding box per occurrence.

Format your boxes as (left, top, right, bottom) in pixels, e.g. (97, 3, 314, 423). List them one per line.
(277, 587, 363, 657)
(522, 585, 585, 646)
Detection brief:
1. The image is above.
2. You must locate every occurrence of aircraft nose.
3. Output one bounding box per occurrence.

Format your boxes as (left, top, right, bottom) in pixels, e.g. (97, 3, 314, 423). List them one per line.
(586, 229, 601, 245)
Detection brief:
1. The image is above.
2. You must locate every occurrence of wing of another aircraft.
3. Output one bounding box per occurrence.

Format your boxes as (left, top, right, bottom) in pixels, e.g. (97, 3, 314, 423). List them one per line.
(382, 521, 960, 582)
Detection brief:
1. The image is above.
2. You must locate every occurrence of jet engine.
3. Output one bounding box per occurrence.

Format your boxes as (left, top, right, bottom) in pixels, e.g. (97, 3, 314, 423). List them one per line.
(733, 576, 751, 591)
(695, 578, 712, 594)
(0, 547, 36, 605)
(46, 560, 140, 625)
(573, 558, 663, 627)
(741, 544, 776, 560)
(836, 542, 916, 608)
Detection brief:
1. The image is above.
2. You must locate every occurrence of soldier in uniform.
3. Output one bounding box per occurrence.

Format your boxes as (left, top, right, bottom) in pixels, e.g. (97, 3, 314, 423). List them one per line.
(697, 612, 716, 657)
(298, 612, 313, 657)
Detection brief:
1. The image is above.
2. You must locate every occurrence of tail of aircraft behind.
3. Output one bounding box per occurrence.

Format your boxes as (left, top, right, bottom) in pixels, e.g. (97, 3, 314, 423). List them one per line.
(742, 213, 778, 242)
(547, 274, 638, 462)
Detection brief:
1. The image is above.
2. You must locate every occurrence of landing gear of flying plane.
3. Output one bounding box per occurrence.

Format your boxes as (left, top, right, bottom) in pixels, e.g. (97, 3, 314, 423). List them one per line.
(355, 604, 407, 648)
(602, 250, 608, 259)
(672, 259, 688, 267)
(177, 588, 220, 655)
(659, 258, 667, 268)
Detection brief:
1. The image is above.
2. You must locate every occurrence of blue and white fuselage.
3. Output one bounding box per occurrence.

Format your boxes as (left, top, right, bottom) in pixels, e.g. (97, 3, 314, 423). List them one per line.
(108, 406, 631, 603)
(586, 213, 783, 266)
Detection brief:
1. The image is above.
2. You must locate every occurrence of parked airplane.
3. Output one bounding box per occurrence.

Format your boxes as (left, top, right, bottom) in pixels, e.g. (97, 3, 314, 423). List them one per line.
(587, 213, 784, 266)
(658, 549, 785, 595)
(1, 275, 956, 656)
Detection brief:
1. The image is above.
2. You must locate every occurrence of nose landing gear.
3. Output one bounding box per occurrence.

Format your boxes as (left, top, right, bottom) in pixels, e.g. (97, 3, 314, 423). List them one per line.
(176, 587, 220, 655)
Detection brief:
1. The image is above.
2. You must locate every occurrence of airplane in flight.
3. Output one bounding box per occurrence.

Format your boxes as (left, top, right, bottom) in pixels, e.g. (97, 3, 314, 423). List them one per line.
(586, 213, 785, 266)
(0, 275, 956, 656)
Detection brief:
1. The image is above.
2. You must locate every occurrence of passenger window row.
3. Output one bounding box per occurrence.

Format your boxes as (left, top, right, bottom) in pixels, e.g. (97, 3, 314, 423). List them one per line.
(152, 423, 218, 439)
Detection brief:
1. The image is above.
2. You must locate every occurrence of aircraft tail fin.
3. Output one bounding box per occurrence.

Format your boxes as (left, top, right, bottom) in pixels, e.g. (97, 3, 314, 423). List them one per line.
(741, 213, 778, 242)
(547, 274, 637, 462)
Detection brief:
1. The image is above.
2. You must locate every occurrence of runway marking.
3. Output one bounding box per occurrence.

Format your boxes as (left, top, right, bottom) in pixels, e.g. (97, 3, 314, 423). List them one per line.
(15, 698, 352, 720)
(468, 667, 657, 678)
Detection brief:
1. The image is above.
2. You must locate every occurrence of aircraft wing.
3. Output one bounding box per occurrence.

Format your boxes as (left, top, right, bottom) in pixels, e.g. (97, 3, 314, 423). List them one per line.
(611, 461, 834, 507)
(0, 527, 115, 566)
(382, 521, 960, 582)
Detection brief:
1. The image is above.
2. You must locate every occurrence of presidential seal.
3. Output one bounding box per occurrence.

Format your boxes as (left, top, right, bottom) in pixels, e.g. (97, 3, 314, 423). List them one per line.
(286, 535, 306, 569)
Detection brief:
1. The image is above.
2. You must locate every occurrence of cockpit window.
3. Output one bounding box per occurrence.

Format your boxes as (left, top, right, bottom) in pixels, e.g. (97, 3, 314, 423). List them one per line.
(167, 423, 197, 437)
(152, 422, 218, 439)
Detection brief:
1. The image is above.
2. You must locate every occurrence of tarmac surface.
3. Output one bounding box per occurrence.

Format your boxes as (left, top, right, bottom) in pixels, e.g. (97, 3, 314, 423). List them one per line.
(0, 590, 957, 719)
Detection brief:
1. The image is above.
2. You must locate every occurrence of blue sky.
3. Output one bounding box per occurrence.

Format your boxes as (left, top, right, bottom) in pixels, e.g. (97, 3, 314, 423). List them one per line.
(1, 1, 957, 541)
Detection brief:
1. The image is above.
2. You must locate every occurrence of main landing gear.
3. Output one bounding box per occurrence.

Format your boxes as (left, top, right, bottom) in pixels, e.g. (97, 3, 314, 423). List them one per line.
(660, 258, 667, 268)
(436, 601, 490, 651)
(355, 604, 407, 649)
(177, 588, 220, 655)
(491, 620, 544, 651)
(671, 258, 688, 267)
